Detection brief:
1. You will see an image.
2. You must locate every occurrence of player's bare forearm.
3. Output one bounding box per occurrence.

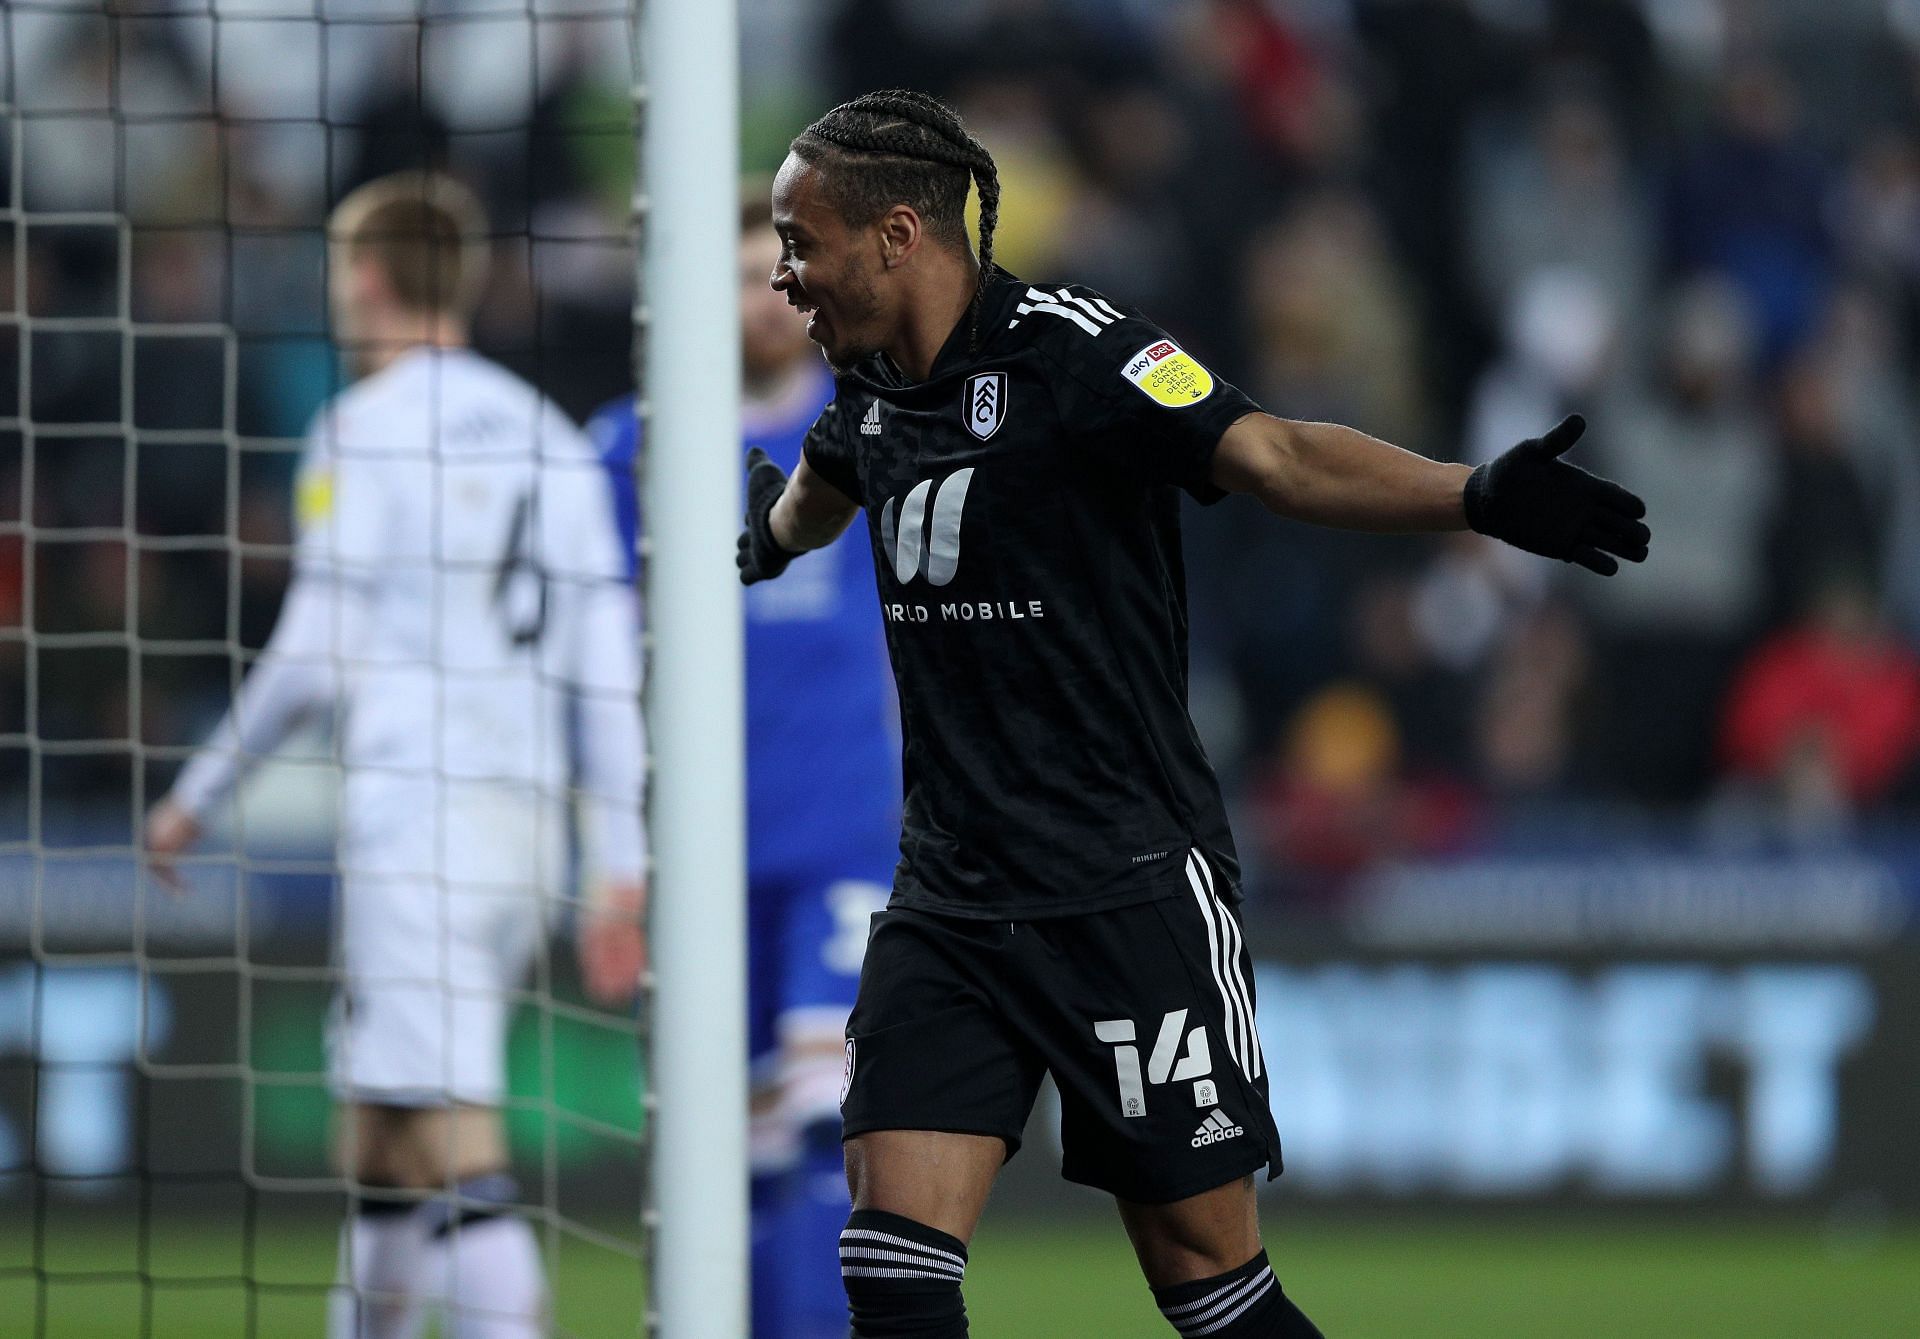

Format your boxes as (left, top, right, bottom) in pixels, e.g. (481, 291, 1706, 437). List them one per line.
(1212, 413, 1470, 534)
(770, 455, 860, 553)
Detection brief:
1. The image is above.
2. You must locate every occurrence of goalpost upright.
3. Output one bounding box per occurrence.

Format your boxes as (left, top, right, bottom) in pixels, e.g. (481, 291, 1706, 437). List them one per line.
(634, 1, 749, 1335)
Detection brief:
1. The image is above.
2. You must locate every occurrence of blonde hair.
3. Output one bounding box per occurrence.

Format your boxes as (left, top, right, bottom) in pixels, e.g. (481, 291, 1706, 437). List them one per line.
(328, 172, 490, 318)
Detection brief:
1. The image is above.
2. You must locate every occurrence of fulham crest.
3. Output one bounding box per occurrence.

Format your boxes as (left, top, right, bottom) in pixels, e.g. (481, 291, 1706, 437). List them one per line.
(964, 372, 1006, 440)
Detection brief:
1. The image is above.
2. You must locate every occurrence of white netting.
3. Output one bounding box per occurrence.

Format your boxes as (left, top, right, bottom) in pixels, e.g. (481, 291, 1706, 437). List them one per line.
(0, 3, 649, 1334)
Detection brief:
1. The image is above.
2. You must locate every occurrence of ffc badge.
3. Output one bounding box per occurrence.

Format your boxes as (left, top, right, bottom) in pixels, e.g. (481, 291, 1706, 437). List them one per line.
(964, 371, 1006, 440)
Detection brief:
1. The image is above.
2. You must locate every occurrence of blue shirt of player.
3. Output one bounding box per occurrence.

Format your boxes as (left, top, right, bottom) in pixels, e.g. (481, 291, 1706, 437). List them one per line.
(586, 368, 900, 883)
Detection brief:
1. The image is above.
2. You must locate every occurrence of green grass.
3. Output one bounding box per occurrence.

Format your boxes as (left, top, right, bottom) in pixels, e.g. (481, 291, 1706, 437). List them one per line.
(2, 1212, 1916, 1336)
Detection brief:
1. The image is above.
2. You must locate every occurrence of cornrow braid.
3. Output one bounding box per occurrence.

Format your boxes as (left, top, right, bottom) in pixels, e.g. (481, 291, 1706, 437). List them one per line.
(792, 89, 1001, 348)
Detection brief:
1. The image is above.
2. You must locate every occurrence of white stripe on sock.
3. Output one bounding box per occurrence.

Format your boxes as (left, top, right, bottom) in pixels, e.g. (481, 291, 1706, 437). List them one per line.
(842, 1265, 967, 1281)
(838, 1246, 965, 1279)
(839, 1228, 966, 1271)
(1160, 1265, 1268, 1318)
(1188, 1275, 1276, 1335)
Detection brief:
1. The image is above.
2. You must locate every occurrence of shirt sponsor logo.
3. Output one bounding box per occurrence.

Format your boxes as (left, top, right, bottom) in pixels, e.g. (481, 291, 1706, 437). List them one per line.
(1122, 340, 1215, 408)
(964, 372, 1006, 440)
(880, 469, 974, 587)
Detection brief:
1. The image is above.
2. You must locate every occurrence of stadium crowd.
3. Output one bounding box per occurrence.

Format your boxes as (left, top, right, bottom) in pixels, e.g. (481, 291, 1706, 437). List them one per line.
(7, 0, 1920, 910)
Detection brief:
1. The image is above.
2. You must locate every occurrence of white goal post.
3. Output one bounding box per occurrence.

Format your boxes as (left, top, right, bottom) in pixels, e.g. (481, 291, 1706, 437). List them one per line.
(635, 1, 749, 1336)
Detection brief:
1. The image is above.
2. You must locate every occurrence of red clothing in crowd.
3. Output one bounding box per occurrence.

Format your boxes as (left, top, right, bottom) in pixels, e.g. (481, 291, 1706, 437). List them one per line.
(1720, 626, 1920, 805)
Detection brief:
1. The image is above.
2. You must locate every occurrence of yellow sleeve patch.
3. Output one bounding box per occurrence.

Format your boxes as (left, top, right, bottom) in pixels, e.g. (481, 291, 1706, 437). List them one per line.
(296, 470, 334, 530)
(1121, 340, 1214, 408)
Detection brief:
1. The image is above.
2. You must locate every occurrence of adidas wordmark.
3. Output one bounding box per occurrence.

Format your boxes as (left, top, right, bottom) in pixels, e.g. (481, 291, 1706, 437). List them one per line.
(1191, 1108, 1244, 1148)
(860, 402, 883, 436)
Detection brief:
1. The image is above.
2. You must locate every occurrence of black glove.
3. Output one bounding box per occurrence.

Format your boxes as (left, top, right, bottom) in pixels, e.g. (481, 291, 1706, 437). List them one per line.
(1465, 414, 1650, 576)
(737, 446, 798, 586)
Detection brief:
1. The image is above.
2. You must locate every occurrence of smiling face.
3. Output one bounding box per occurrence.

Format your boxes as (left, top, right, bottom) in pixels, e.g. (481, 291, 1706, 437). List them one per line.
(770, 154, 889, 373)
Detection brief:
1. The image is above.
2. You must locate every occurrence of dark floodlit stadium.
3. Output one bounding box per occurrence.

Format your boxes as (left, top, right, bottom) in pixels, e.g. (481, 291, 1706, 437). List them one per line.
(2, 2, 1918, 1336)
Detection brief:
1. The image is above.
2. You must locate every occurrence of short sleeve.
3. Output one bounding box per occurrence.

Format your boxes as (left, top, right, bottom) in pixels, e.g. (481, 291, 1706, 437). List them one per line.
(800, 397, 861, 503)
(1038, 293, 1262, 504)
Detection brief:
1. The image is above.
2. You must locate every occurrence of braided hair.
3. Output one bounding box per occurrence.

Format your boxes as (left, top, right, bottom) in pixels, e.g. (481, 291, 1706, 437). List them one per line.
(791, 89, 1000, 346)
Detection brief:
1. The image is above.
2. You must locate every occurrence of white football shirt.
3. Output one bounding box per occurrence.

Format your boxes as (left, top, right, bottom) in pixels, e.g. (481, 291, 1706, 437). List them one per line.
(172, 346, 646, 882)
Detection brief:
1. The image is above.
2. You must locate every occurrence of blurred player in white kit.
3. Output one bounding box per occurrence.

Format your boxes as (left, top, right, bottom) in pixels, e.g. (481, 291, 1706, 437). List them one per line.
(144, 172, 647, 1339)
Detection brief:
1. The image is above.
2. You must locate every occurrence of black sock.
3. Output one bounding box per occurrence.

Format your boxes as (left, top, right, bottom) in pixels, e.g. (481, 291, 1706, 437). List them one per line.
(839, 1208, 969, 1338)
(420, 1171, 519, 1239)
(1151, 1250, 1325, 1338)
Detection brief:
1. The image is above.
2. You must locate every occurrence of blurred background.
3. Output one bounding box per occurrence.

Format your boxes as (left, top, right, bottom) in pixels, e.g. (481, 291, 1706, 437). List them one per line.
(4, 0, 1920, 1334)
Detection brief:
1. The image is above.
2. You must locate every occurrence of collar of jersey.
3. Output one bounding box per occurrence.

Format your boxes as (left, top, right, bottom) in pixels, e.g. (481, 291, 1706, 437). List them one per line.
(847, 267, 1026, 394)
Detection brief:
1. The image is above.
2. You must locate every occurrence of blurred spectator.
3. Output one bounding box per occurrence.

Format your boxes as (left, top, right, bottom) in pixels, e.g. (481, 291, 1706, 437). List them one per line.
(1193, 0, 1360, 178)
(1058, 85, 1211, 328)
(1242, 188, 1428, 447)
(1834, 129, 1920, 360)
(1584, 275, 1777, 802)
(1764, 350, 1887, 622)
(1465, 267, 1621, 469)
(1248, 682, 1479, 907)
(1720, 580, 1920, 819)
(343, 25, 453, 193)
(1809, 282, 1920, 638)
(1473, 601, 1595, 801)
(1540, 0, 1664, 151)
(1466, 90, 1654, 322)
(1664, 59, 1833, 366)
(1353, 0, 1518, 416)
(1346, 573, 1472, 772)
(951, 79, 1079, 279)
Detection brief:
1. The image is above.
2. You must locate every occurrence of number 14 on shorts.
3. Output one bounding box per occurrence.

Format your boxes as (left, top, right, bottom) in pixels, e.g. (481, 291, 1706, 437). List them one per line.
(1094, 1010, 1215, 1118)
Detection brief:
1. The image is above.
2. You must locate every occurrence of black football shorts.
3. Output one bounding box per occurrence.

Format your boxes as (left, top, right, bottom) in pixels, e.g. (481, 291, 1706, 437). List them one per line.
(839, 851, 1282, 1204)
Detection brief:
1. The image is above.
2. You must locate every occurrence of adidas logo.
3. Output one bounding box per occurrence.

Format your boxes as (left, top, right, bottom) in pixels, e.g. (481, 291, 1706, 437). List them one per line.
(1190, 1109, 1244, 1148)
(859, 401, 883, 436)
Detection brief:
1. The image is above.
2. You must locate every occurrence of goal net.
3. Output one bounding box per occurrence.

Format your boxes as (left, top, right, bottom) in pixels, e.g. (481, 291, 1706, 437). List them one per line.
(0, 2, 651, 1334)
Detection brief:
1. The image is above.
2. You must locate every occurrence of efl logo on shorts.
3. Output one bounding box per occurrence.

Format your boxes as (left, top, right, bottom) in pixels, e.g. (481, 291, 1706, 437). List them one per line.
(1191, 1109, 1244, 1148)
(840, 1038, 856, 1108)
(964, 372, 1006, 440)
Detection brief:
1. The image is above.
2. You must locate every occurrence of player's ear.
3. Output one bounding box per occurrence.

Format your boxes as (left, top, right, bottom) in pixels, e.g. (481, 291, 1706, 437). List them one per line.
(878, 205, 922, 270)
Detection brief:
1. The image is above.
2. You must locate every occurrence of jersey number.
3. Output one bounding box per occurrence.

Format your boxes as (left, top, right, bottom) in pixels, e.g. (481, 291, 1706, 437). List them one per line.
(1093, 1010, 1213, 1119)
(493, 493, 548, 648)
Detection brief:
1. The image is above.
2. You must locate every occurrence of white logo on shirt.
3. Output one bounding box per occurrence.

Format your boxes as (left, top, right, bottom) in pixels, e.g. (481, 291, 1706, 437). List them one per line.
(880, 469, 975, 587)
(859, 401, 883, 437)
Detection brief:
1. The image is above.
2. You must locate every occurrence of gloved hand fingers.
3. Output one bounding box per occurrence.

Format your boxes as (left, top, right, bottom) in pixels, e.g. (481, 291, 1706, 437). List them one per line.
(1586, 512, 1651, 559)
(745, 445, 773, 472)
(1567, 543, 1619, 577)
(1535, 413, 1587, 459)
(1568, 469, 1646, 519)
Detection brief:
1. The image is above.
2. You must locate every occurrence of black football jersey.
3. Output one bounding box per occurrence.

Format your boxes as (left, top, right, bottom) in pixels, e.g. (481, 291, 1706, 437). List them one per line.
(803, 270, 1262, 918)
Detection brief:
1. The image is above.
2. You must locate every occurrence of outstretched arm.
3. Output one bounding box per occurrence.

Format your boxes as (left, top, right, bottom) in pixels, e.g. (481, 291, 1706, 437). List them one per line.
(1211, 412, 1649, 576)
(737, 449, 859, 584)
(1212, 413, 1472, 534)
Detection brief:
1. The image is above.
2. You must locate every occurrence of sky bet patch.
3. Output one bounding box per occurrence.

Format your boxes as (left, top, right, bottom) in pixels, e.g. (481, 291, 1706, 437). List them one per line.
(1121, 339, 1214, 408)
